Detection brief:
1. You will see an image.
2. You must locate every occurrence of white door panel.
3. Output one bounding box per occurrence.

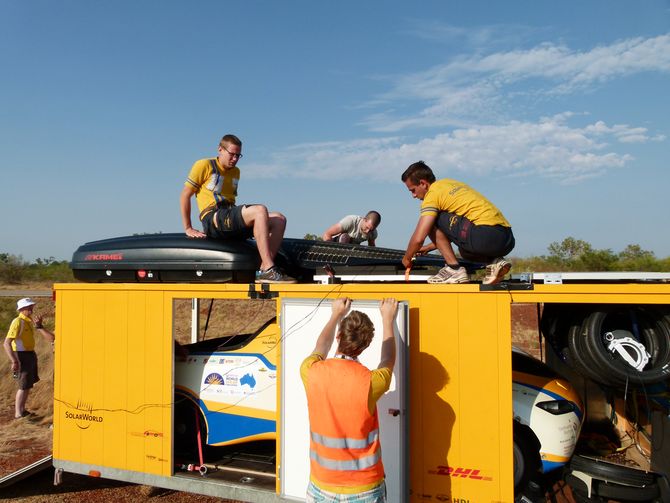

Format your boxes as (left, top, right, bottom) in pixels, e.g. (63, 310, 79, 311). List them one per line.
(280, 298, 408, 502)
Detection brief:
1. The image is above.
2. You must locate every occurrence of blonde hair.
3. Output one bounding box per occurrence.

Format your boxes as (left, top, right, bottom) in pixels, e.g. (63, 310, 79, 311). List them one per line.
(219, 134, 242, 148)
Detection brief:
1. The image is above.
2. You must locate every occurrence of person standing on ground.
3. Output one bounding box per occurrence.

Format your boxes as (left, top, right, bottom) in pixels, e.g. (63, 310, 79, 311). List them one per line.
(301, 297, 399, 502)
(180, 134, 296, 284)
(401, 160, 515, 285)
(3, 298, 55, 419)
(322, 211, 381, 246)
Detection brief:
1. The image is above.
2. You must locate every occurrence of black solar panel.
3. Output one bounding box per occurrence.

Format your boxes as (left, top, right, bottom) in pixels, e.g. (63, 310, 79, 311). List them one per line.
(279, 239, 483, 273)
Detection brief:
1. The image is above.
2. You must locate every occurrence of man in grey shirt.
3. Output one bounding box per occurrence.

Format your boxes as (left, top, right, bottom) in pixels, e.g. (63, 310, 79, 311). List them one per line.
(322, 211, 381, 246)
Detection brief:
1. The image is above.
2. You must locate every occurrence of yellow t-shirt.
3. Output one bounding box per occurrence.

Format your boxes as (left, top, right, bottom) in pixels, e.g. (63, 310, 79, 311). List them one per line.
(300, 353, 392, 494)
(6, 313, 35, 351)
(185, 158, 240, 220)
(421, 178, 511, 227)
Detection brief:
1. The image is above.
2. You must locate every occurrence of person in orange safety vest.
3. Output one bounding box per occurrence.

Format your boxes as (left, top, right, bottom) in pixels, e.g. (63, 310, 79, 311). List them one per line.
(301, 297, 399, 502)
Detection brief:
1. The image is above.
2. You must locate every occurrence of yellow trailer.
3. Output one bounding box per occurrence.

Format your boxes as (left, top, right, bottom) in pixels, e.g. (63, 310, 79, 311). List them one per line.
(51, 279, 670, 502)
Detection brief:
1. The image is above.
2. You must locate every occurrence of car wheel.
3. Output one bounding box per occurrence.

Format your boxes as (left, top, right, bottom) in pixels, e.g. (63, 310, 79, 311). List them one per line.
(513, 422, 541, 495)
(581, 307, 670, 386)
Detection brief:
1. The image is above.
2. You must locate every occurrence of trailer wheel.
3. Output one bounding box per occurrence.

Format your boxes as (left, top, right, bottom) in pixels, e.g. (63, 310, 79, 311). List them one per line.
(513, 422, 541, 495)
(581, 307, 670, 386)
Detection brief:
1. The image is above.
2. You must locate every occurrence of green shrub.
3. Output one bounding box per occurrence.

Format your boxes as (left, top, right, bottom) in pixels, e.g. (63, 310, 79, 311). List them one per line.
(0, 255, 26, 284)
(0, 254, 74, 284)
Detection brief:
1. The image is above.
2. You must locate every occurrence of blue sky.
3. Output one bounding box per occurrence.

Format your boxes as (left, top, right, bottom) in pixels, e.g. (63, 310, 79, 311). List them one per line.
(2, 1, 669, 262)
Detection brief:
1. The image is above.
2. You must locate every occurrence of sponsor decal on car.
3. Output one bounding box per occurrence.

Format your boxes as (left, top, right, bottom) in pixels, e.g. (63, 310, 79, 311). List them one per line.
(204, 373, 224, 385)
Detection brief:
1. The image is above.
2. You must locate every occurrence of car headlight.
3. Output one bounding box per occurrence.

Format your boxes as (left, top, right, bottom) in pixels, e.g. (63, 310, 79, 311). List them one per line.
(535, 400, 576, 415)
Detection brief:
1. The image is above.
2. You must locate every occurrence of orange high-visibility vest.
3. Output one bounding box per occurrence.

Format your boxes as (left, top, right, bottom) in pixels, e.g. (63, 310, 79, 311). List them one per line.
(306, 358, 385, 488)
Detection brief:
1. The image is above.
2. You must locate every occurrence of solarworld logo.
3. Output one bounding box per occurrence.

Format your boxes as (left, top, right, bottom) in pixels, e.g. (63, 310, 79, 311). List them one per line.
(64, 400, 104, 430)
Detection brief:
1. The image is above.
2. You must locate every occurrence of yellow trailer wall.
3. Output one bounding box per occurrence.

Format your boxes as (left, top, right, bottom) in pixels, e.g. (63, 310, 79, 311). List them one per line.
(53, 287, 173, 475)
(405, 287, 513, 500)
(55, 282, 670, 501)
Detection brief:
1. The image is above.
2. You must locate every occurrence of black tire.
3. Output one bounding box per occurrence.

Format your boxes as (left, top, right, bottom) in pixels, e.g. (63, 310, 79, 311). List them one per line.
(513, 422, 541, 495)
(565, 473, 606, 502)
(541, 304, 587, 361)
(581, 307, 670, 386)
(566, 471, 661, 502)
(592, 478, 660, 501)
(569, 454, 657, 486)
(571, 491, 606, 503)
(174, 395, 207, 462)
(566, 320, 612, 385)
(564, 472, 588, 493)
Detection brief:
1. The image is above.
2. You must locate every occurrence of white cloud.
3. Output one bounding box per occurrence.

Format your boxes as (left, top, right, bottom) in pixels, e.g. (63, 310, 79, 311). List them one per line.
(246, 33, 666, 188)
(359, 82, 501, 132)
(245, 115, 640, 185)
(584, 121, 666, 144)
(403, 21, 542, 49)
(363, 34, 670, 131)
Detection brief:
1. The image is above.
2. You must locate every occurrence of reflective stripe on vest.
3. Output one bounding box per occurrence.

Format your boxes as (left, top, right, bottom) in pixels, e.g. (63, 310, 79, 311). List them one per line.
(309, 448, 381, 471)
(311, 428, 379, 450)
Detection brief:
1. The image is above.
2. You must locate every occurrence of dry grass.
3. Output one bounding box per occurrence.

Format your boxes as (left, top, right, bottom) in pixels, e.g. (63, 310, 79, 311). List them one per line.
(0, 286, 55, 476)
(173, 298, 276, 344)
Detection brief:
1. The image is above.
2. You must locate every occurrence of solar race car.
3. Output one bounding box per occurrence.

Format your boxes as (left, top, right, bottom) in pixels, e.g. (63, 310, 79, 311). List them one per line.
(512, 346, 584, 492)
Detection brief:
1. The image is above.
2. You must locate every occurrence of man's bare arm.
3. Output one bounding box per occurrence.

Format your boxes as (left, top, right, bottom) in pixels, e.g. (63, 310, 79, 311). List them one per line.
(322, 222, 343, 242)
(311, 297, 351, 357)
(180, 186, 206, 238)
(402, 215, 436, 267)
(378, 298, 398, 370)
(3, 338, 18, 372)
(34, 314, 55, 343)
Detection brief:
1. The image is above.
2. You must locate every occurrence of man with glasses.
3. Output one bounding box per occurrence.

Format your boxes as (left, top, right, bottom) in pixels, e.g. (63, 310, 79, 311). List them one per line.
(180, 134, 296, 283)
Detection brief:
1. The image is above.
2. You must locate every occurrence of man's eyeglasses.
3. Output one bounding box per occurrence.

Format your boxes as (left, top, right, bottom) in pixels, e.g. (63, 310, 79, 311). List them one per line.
(221, 146, 243, 159)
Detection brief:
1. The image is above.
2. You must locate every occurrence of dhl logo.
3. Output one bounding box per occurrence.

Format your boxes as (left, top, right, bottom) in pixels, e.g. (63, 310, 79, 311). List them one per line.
(428, 466, 493, 481)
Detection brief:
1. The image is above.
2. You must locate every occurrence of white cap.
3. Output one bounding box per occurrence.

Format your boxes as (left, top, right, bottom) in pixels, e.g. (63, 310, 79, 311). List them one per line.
(16, 298, 36, 311)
